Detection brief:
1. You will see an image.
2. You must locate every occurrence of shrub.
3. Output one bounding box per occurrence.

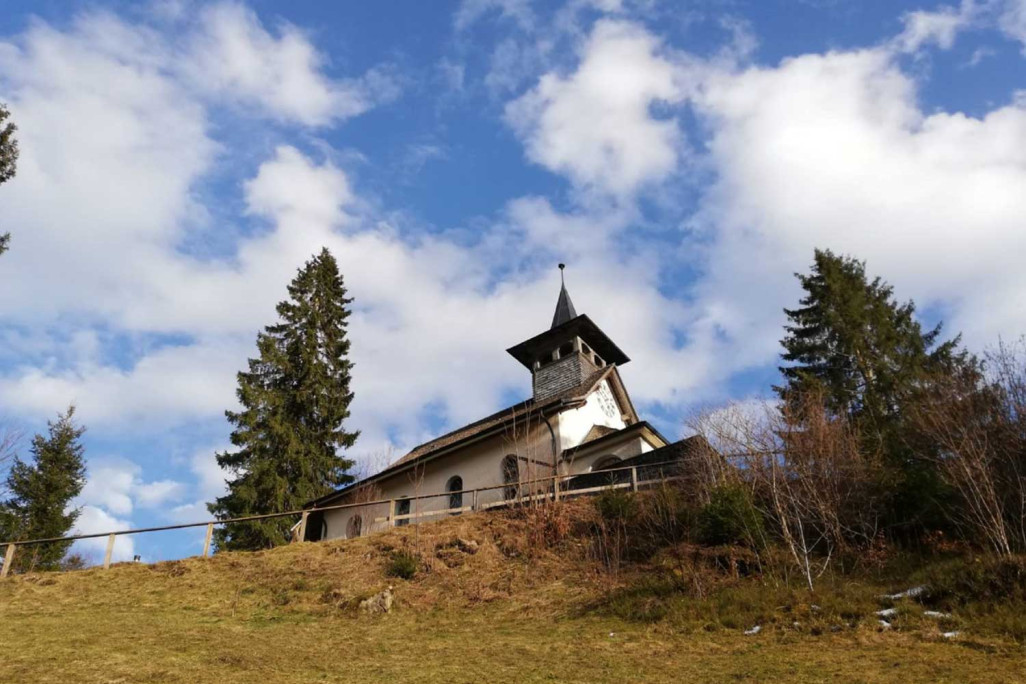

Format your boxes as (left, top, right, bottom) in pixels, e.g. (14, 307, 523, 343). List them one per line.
(593, 489, 638, 574)
(595, 489, 637, 524)
(913, 555, 1026, 607)
(385, 549, 420, 580)
(636, 483, 696, 550)
(60, 553, 87, 572)
(698, 484, 764, 548)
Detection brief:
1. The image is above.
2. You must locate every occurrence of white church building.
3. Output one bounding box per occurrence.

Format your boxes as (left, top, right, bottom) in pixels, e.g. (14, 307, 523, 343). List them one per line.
(303, 269, 694, 541)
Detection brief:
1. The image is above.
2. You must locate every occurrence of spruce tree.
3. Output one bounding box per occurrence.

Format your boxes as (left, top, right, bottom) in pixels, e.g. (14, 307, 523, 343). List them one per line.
(776, 249, 969, 533)
(208, 248, 359, 550)
(2, 408, 87, 571)
(776, 249, 960, 424)
(0, 102, 18, 256)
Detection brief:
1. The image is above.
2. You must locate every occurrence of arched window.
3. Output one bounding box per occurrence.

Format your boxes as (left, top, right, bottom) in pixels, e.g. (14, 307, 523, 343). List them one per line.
(592, 455, 622, 471)
(558, 341, 574, 358)
(447, 476, 463, 514)
(395, 497, 411, 527)
(502, 455, 520, 501)
(592, 456, 624, 487)
(346, 514, 362, 539)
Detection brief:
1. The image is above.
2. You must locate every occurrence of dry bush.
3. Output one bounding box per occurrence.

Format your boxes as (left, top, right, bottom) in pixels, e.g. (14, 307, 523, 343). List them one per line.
(518, 501, 576, 551)
(591, 489, 637, 575)
(688, 392, 884, 589)
(909, 341, 1026, 555)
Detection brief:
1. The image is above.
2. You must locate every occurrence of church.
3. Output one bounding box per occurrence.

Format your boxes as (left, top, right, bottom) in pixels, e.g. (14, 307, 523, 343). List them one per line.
(303, 267, 693, 541)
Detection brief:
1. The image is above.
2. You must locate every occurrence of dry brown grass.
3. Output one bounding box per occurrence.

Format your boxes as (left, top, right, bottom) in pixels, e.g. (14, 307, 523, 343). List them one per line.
(1, 502, 1024, 683)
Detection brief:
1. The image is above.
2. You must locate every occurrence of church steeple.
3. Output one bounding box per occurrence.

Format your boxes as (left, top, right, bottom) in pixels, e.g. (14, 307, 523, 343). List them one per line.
(550, 263, 577, 329)
(506, 264, 631, 402)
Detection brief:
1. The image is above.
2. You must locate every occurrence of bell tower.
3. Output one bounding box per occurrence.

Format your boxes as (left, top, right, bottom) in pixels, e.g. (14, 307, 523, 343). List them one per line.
(507, 265, 630, 403)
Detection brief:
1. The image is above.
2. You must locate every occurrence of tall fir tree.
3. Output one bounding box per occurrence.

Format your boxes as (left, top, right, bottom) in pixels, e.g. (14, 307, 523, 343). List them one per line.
(776, 249, 969, 533)
(208, 248, 359, 550)
(1, 407, 86, 571)
(0, 102, 18, 256)
(776, 249, 961, 424)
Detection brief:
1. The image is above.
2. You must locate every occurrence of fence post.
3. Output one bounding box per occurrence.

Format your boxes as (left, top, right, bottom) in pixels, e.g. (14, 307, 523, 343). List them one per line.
(297, 511, 309, 542)
(471, 489, 478, 512)
(553, 474, 560, 502)
(1, 544, 15, 578)
(388, 499, 396, 528)
(103, 533, 116, 569)
(202, 523, 214, 558)
(630, 467, 638, 492)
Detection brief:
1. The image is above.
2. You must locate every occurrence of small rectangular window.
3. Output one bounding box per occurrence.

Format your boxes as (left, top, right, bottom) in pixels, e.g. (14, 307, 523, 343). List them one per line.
(395, 498, 411, 527)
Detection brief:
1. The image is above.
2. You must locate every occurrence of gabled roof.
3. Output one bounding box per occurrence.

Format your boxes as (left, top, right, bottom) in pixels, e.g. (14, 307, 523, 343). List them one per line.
(581, 424, 618, 444)
(392, 365, 613, 467)
(561, 421, 670, 460)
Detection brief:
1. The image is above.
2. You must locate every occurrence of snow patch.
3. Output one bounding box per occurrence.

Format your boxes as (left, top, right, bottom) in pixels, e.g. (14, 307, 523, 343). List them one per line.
(880, 586, 927, 600)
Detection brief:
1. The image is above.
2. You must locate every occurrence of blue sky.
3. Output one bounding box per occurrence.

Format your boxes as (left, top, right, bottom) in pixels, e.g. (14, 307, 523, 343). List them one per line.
(0, 0, 1024, 563)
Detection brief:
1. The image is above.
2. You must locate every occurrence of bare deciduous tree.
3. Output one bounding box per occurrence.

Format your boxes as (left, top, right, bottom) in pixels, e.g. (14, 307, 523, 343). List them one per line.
(0, 422, 22, 499)
(689, 392, 884, 589)
(909, 340, 1026, 555)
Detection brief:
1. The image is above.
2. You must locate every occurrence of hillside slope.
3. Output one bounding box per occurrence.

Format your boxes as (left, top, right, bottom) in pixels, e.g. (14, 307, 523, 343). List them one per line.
(1, 501, 1024, 683)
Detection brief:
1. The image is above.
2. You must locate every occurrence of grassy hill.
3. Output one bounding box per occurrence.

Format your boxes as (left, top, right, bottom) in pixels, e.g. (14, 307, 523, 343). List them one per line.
(1, 500, 1025, 683)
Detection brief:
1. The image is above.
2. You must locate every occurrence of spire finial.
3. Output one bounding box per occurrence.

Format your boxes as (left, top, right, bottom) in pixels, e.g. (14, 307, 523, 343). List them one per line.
(551, 264, 577, 328)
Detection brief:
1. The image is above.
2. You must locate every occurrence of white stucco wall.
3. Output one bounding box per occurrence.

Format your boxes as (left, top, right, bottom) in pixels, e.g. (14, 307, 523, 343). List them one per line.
(556, 380, 627, 450)
(567, 435, 656, 474)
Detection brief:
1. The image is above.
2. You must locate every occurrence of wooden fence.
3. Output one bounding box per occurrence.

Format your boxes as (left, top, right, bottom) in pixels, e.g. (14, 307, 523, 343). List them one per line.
(0, 458, 688, 578)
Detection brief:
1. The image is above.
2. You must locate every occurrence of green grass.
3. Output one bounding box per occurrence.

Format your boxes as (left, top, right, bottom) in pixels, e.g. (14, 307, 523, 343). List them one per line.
(1, 504, 1024, 683)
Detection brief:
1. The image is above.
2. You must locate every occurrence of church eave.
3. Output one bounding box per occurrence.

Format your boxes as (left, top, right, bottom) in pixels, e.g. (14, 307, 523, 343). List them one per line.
(506, 313, 630, 370)
(560, 420, 670, 460)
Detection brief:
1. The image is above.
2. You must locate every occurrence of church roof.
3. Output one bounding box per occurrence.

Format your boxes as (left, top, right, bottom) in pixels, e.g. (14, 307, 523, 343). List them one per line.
(580, 424, 618, 443)
(506, 314, 630, 369)
(551, 282, 578, 329)
(392, 365, 613, 467)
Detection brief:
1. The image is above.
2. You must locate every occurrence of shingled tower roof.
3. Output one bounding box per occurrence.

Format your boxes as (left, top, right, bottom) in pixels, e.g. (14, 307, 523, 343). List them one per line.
(550, 263, 577, 328)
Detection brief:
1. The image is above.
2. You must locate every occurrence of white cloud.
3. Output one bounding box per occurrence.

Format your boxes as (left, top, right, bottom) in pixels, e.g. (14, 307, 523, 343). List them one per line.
(78, 460, 137, 516)
(892, 0, 1026, 54)
(168, 446, 231, 524)
(688, 45, 1026, 373)
(455, 0, 535, 31)
(0, 341, 243, 428)
(71, 505, 135, 564)
(895, 1, 977, 52)
(184, 2, 401, 126)
(77, 457, 187, 517)
(0, 11, 215, 324)
(135, 479, 188, 508)
(437, 58, 466, 92)
(999, 0, 1026, 49)
(505, 20, 688, 198)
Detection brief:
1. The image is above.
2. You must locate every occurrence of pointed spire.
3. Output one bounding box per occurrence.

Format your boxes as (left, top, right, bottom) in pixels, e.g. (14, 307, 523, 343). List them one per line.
(550, 263, 578, 328)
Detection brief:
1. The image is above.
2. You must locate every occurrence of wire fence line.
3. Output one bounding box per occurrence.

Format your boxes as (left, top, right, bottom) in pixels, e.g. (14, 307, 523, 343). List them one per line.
(0, 457, 693, 577)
